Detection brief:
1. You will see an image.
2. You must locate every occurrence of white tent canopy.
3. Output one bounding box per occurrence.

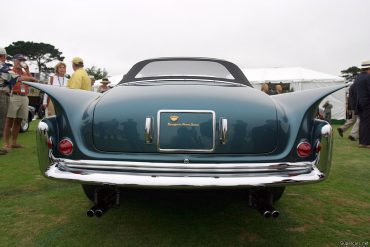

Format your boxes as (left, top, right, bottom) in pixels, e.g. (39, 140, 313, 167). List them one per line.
(243, 67, 346, 120)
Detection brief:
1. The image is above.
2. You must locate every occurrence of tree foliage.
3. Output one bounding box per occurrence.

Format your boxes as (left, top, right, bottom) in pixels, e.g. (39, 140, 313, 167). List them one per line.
(5, 41, 64, 74)
(341, 66, 361, 81)
(85, 66, 109, 80)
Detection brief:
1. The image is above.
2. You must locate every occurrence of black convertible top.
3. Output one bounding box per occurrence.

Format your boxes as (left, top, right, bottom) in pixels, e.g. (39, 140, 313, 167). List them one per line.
(119, 57, 252, 87)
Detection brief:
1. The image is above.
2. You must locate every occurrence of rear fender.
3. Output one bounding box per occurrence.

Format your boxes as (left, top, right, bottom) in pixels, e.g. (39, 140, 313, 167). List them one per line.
(24, 82, 100, 158)
(272, 85, 345, 157)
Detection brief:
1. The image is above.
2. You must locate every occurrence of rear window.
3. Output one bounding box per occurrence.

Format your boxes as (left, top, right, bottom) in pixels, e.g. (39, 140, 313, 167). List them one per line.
(135, 60, 235, 79)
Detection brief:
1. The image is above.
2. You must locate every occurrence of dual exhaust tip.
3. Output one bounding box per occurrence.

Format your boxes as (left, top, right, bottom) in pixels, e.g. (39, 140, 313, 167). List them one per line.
(261, 209, 280, 218)
(250, 190, 280, 219)
(255, 202, 280, 218)
(88, 204, 280, 219)
(86, 205, 107, 218)
(88, 208, 279, 219)
(87, 189, 119, 218)
(86, 188, 280, 218)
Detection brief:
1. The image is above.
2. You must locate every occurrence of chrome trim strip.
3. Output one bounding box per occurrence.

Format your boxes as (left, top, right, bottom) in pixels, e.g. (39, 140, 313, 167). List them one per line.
(37, 121, 51, 175)
(144, 117, 153, 144)
(219, 118, 228, 144)
(315, 124, 333, 175)
(63, 165, 311, 174)
(124, 79, 247, 87)
(157, 110, 216, 153)
(60, 157, 314, 173)
(61, 159, 314, 170)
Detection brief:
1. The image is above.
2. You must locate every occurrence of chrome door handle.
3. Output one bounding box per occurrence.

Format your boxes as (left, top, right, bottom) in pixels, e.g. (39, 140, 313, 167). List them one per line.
(145, 117, 153, 144)
(219, 118, 228, 144)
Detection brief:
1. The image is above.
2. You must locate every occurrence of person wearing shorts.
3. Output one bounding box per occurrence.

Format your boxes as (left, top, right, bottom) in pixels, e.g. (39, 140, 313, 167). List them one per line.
(1, 48, 20, 154)
(3, 54, 36, 151)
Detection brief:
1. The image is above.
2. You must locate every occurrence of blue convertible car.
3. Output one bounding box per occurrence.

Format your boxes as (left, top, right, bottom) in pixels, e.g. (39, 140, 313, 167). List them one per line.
(26, 58, 344, 218)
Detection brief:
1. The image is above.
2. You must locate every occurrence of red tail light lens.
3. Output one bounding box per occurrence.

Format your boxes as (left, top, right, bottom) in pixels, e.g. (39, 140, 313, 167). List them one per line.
(297, 141, 312, 157)
(58, 138, 73, 156)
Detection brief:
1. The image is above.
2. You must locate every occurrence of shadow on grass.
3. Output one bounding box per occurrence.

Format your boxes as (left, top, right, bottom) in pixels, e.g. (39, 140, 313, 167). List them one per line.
(33, 188, 323, 247)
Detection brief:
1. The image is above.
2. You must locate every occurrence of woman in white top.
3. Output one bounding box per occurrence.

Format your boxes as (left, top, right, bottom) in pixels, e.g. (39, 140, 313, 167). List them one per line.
(43, 62, 68, 116)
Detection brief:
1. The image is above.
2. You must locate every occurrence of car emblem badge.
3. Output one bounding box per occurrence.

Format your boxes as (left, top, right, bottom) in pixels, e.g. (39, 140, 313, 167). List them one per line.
(170, 115, 180, 122)
(184, 159, 190, 164)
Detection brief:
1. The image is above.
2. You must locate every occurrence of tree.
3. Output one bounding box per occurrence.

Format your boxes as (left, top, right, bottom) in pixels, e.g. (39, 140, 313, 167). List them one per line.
(5, 41, 64, 74)
(341, 66, 361, 81)
(85, 66, 108, 80)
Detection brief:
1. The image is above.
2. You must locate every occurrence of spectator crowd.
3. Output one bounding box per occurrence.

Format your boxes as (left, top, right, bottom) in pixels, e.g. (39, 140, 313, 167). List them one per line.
(260, 61, 370, 149)
(0, 47, 111, 155)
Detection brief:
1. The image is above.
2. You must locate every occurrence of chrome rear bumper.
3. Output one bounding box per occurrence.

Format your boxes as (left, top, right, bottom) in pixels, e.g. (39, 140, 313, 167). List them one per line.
(36, 121, 332, 188)
(45, 161, 325, 187)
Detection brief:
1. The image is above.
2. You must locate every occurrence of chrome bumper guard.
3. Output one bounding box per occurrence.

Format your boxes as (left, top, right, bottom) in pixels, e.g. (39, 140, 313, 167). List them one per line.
(36, 121, 333, 188)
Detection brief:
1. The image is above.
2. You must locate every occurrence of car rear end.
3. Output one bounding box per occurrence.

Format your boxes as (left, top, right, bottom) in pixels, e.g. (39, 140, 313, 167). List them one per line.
(36, 84, 333, 188)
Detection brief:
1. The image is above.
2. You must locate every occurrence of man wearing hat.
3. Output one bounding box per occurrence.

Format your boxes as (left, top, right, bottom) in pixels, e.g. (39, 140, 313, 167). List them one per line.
(67, 57, 91, 91)
(97, 78, 110, 93)
(356, 60, 370, 148)
(3, 53, 37, 151)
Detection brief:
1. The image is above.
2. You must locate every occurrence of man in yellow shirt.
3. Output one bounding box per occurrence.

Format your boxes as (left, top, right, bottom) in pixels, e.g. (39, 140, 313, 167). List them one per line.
(67, 57, 91, 91)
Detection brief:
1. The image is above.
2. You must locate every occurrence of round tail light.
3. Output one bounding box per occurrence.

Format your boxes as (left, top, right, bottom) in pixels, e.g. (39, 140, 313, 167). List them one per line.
(297, 141, 312, 157)
(58, 138, 73, 156)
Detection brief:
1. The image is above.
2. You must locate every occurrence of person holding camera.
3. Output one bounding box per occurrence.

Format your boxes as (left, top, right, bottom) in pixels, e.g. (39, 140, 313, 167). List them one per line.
(3, 54, 37, 151)
(1, 48, 19, 154)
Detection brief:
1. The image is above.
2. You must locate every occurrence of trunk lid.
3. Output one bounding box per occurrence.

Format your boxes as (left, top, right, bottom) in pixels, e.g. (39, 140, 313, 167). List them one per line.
(92, 83, 278, 154)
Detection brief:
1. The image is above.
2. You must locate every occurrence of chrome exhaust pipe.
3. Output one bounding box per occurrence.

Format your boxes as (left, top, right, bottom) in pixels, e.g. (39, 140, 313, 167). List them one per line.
(249, 190, 279, 218)
(94, 209, 103, 218)
(95, 205, 109, 218)
(86, 205, 100, 217)
(86, 189, 119, 218)
(262, 202, 280, 218)
(271, 210, 280, 218)
(251, 197, 271, 218)
(87, 209, 95, 217)
(264, 204, 280, 218)
(262, 210, 272, 218)
(255, 203, 272, 218)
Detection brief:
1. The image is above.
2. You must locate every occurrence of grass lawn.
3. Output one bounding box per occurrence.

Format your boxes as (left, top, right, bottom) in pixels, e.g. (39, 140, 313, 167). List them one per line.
(0, 120, 369, 247)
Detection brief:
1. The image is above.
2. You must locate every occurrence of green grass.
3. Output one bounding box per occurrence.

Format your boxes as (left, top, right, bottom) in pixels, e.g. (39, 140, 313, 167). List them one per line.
(0, 121, 369, 247)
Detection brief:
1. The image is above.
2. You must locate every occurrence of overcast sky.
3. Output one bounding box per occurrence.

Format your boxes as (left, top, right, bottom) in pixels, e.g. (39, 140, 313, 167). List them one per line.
(2, 0, 369, 77)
